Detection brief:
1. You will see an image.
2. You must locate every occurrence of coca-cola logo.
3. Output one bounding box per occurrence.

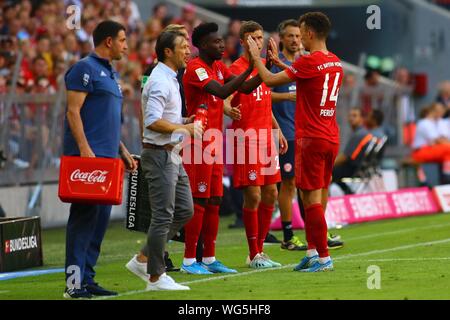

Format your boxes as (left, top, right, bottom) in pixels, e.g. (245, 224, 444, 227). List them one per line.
(70, 169, 109, 184)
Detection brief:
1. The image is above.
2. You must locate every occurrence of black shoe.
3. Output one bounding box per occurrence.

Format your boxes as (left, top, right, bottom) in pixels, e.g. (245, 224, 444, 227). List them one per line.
(63, 287, 93, 299)
(327, 233, 344, 250)
(280, 236, 308, 251)
(84, 283, 118, 296)
(228, 218, 245, 229)
(264, 232, 282, 244)
(164, 251, 180, 272)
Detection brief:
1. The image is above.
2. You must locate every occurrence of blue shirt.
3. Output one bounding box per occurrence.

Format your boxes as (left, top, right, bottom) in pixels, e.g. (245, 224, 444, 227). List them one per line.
(63, 53, 123, 158)
(271, 53, 297, 141)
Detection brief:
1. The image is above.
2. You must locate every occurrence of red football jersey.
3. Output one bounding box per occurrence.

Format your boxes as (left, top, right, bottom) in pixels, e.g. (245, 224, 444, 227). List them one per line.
(229, 56, 272, 132)
(183, 57, 233, 131)
(285, 51, 343, 144)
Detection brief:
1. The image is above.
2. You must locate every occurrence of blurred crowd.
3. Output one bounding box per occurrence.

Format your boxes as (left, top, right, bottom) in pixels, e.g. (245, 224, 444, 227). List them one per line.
(0, 0, 209, 171)
(0, 0, 449, 176)
(338, 68, 450, 148)
(0, 0, 203, 96)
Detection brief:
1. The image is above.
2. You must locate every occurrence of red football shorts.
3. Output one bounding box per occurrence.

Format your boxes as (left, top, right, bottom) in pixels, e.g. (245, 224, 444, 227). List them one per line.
(295, 137, 339, 191)
(183, 141, 223, 198)
(233, 139, 281, 189)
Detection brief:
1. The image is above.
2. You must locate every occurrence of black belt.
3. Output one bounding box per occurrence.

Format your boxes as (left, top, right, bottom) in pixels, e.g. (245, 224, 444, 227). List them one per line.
(142, 143, 174, 151)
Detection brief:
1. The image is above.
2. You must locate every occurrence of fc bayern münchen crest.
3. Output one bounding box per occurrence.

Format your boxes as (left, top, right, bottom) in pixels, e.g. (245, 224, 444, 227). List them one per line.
(198, 182, 207, 193)
(284, 163, 292, 173)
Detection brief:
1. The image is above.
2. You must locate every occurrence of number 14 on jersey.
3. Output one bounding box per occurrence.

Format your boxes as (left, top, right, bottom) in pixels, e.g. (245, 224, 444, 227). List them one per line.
(320, 72, 340, 107)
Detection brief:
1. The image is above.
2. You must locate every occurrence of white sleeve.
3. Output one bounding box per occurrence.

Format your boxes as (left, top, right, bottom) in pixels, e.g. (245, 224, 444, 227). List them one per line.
(143, 79, 169, 128)
(414, 120, 439, 148)
(422, 120, 440, 142)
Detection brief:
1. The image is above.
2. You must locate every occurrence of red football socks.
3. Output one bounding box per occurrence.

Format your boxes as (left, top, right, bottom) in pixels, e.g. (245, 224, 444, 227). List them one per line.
(184, 203, 205, 259)
(243, 207, 259, 260)
(305, 203, 329, 257)
(202, 204, 220, 258)
(257, 202, 274, 253)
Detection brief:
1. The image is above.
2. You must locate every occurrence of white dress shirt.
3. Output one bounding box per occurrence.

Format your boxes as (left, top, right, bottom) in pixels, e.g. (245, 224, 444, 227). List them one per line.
(412, 118, 449, 149)
(141, 62, 183, 146)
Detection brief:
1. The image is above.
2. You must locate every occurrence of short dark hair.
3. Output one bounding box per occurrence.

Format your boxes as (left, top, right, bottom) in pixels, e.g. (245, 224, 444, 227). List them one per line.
(155, 31, 185, 62)
(298, 12, 331, 39)
(370, 109, 384, 126)
(239, 21, 263, 40)
(92, 20, 126, 47)
(278, 19, 299, 37)
(192, 22, 218, 48)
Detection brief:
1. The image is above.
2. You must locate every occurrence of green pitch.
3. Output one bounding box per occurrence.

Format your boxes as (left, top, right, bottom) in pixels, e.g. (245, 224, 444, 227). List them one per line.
(1, 213, 450, 300)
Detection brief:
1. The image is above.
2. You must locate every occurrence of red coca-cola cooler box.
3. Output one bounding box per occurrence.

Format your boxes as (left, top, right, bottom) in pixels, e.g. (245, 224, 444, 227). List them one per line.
(58, 156, 125, 205)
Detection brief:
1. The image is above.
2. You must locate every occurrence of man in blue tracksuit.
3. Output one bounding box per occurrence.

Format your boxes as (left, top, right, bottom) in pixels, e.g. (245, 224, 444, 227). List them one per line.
(270, 20, 308, 251)
(63, 20, 137, 299)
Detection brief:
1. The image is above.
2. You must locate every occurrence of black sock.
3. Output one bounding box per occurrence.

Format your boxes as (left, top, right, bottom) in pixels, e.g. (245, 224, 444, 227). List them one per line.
(282, 221, 294, 242)
(297, 195, 306, 222)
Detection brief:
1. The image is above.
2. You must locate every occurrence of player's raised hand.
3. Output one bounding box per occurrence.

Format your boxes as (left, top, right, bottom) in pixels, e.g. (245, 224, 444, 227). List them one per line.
(265, 48, 273, 70)
(267, 37, 283, 69)
(247, 36, 260, 60)
(269, 38, 279, 56)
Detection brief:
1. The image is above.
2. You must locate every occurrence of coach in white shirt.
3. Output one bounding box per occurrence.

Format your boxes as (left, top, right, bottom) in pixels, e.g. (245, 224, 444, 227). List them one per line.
(140, 31, 201, 291)
(412, 102, 450, 182)
(412, 103, 450, 149)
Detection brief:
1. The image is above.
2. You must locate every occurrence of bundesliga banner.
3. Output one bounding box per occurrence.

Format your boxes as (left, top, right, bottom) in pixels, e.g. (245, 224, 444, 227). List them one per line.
(271, 187, 440, 229)
(125, 156, 152, 233)
(326, 187, 440, 226)
(0, 216, 43, 272)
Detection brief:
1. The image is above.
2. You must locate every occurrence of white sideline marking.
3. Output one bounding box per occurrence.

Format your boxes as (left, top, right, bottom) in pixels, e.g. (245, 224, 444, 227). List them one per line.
(97, 222, 450, 262)
(346, 257, 450, 262)
(344, 222, 450, 241)
(95, 237, 450, 300)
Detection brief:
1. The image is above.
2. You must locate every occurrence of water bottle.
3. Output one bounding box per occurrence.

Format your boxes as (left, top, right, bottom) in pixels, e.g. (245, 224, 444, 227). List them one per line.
(194, 104, 208, 129)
